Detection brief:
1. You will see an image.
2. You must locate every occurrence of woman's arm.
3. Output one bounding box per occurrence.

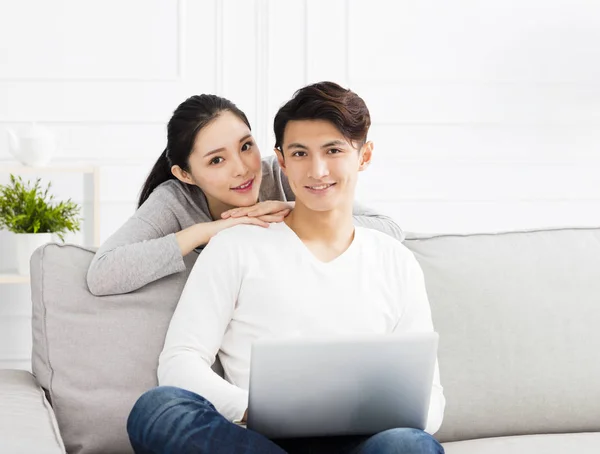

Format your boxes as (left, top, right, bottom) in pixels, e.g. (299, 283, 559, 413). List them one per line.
(352, 201, 405, 242)
(86, 194, 189, 296)
(87, 184, 277, 297)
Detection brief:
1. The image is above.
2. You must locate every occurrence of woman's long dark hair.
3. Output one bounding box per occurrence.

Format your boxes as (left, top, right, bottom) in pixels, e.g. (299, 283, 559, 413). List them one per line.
(138, 95, 251, 207)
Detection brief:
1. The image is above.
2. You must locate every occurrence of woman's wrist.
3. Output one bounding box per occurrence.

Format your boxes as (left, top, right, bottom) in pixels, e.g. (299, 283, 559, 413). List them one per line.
(175, 222, 212, 255)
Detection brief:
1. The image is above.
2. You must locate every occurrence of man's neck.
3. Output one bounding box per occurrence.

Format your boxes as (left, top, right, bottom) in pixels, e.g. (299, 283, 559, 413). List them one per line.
(284, 202, 355, 254)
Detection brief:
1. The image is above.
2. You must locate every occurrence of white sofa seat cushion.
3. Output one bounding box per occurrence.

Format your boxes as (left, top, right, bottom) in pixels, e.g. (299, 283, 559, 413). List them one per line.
(0, 369, 65, 454)
(443, 432, 600, 454)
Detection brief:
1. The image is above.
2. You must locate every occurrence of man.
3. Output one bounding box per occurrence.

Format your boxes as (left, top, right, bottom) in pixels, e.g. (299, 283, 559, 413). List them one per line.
(127, 82, 445, 454)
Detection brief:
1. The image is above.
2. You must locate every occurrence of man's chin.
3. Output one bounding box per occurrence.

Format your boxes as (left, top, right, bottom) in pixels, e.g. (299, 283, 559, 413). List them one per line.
(296, 200, 338, 213)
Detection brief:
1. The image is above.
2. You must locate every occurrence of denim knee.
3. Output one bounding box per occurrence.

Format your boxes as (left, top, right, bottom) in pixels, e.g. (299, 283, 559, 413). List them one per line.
(361, 428, 444, 454)
(127, 386, 214, 439)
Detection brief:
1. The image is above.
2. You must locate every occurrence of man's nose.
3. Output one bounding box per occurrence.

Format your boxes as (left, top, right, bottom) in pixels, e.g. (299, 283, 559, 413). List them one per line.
(308, 156, 329, 179)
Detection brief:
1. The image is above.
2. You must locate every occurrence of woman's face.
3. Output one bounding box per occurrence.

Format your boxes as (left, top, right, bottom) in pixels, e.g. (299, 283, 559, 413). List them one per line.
(183, 110, 263, 213)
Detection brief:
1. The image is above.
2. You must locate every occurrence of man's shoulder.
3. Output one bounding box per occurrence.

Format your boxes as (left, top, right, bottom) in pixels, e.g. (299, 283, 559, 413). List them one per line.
(210, 223, 286, 251)
(357, 227, 416, 263)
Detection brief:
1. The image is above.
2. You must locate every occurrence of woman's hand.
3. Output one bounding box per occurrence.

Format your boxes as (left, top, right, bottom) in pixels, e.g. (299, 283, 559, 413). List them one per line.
(176, 216, 270, 256)
(221, 201, 294, 223)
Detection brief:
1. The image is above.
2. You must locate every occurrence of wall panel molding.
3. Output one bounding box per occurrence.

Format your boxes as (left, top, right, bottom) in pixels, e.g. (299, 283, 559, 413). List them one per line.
(0, 0, 186, 83)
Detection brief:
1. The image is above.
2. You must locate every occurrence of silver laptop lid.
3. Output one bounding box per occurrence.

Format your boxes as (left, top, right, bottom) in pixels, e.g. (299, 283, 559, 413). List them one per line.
(247, 332, 438, 438)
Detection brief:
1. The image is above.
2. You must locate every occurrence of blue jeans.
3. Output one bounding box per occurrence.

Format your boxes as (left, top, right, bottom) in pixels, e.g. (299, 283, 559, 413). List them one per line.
(127, 386, 444, 454)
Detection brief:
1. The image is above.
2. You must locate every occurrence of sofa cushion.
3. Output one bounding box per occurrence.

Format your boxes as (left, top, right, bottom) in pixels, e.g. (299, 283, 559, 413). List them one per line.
(0, 369, 66, 454)
(443, 432, 600, 454)
(404, 227, 600, 443)
(30, 243, 197, 454)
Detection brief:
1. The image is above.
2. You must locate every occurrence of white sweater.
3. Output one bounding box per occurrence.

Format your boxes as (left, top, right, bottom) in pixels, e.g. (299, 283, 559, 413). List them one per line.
(158, 222, 445, 434)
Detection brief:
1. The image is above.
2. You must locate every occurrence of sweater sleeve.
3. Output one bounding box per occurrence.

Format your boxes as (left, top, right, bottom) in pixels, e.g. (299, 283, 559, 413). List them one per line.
(86, 188, 186, 296)
(394, 254, 446, 435)
(157, 231, 248, 421)
(352, 201, 405, 242)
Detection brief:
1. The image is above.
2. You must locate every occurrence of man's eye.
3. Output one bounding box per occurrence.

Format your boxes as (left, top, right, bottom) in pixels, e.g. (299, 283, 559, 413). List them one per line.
(241, 141, 254, 152)
(328, 148, 342, 154)
(292, 151, 307, 157)
(210, 157, 224, 165)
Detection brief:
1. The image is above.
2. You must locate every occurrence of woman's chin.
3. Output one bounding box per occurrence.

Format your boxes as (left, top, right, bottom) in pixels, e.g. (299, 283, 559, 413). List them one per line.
(227, 190, 259, 207)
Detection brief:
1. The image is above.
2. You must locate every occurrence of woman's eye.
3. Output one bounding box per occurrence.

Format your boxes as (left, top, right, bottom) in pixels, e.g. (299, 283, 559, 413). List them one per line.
(209, 157, 224, 165)
(241, 141, 254, 152)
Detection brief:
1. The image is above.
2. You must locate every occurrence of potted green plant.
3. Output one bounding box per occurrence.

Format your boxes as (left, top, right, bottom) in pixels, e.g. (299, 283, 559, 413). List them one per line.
(0, 174, 81, 275)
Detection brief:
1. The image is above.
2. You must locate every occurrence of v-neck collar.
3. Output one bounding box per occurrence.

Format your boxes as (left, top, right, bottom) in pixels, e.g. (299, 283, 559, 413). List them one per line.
(275, 221, 359, 267)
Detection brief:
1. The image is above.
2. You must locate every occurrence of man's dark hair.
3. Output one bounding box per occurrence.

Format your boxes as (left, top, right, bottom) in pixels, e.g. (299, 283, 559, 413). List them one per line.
(273, 81, 371, 152)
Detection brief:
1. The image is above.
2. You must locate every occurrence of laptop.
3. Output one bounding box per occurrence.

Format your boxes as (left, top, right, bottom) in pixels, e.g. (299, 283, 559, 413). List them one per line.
(246, 332, 438, 439)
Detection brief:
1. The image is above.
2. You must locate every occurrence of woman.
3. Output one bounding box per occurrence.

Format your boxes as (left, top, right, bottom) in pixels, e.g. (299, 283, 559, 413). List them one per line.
(87, 94, 403, 296)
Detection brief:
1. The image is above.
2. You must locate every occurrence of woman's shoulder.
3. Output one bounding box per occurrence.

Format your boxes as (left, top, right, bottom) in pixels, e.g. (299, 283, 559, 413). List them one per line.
(136, 179, 212, 227)
(151, 178, 192, 201)
(259, 154, 295, 201)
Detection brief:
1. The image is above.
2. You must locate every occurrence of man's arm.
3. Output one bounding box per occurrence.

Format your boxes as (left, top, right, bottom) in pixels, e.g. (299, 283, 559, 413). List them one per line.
(394, 253, 445, 435)
(158, 230, 248, 422)
(353, 201, 405, 242)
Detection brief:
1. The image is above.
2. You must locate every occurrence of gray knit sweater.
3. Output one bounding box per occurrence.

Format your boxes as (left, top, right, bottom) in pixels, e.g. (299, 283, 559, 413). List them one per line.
(87, 155, 404, 296)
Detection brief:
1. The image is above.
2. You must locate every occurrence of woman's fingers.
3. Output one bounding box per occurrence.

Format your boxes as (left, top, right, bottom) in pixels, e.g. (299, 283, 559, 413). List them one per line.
(247, 201, 291, 217)
(223, 205, 261, 219)
(221, 208, 240, 219)
(255, 211, 289, 223)
(222, 201, 294, 219)
(236, 216, 270, 228)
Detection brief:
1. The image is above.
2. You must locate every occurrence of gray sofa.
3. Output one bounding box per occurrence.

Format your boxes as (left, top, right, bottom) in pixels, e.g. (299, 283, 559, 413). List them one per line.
(1, 226, 599, 453)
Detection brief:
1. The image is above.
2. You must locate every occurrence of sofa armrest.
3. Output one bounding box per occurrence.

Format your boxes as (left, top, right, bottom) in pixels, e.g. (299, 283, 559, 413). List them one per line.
(0, 369, 66, 454)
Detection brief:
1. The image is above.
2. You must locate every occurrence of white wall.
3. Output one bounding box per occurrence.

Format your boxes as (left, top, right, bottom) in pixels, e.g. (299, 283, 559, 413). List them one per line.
(1, 0, 600, 369)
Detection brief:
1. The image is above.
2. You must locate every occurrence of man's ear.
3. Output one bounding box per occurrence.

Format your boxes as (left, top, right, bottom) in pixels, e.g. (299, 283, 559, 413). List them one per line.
(275, 148, 287, 176)
(171, 165, 195, 185)
(358, 141, 373, 171)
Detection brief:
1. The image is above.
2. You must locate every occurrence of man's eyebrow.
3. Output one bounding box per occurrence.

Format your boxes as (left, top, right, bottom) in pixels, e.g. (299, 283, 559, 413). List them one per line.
(287, 143, 309, 150)
(204, 134, 253, 157)
(321, 140, 347, 149)
(286, 140, 347, 150)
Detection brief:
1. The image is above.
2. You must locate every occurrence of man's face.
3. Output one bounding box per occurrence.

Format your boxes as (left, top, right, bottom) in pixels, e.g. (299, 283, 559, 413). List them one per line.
(277, 119, 372, 213)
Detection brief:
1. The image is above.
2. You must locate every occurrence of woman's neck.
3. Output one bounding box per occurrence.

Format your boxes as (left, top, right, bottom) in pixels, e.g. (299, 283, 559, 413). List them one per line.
(206, 196, 235, 221)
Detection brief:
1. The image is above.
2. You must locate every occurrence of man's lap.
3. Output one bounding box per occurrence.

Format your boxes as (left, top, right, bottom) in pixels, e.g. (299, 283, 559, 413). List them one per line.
(128, 386, 443, 454)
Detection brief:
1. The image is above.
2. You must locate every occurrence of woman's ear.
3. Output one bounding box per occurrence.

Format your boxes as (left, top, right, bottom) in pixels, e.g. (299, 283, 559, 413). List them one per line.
(275, 148, 287, 176)
(359, 141, 373, 171)
(171, 165, 195, 185)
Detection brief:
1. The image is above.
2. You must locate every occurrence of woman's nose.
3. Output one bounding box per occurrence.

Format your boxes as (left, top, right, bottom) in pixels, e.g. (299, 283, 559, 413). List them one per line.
(232, 154, 249, 177)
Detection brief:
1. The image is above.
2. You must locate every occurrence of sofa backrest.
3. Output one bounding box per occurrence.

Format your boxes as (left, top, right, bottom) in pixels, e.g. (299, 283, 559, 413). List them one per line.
(404, 227, 600, 442)
(31, 228, 600, 452)
(31, 243, 198, 454)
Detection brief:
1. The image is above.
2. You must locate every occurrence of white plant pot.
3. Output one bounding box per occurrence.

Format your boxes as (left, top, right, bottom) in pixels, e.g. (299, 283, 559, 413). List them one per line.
(15, 233, 53, 276)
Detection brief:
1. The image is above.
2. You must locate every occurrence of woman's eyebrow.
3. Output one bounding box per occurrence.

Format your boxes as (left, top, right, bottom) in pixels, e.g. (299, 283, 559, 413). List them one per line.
(204, 134, 253, 157)
(204, 147, 226, 157)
